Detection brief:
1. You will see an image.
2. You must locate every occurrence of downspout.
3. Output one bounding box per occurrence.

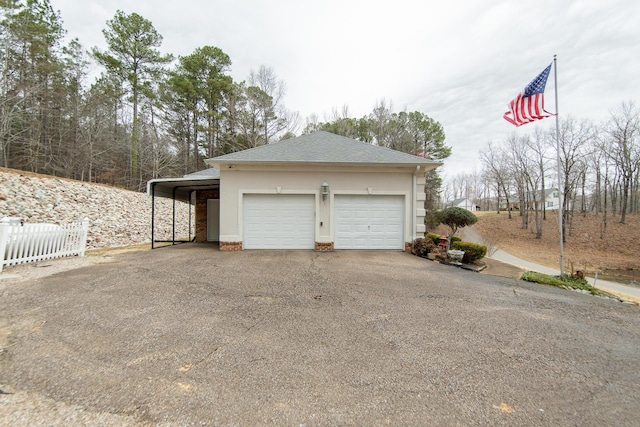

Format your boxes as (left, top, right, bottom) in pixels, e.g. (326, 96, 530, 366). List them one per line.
(412, 166, 418, 243)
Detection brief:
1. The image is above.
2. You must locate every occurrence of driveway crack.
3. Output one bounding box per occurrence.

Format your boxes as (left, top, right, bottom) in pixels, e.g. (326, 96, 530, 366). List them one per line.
(174, 346, 220, 380)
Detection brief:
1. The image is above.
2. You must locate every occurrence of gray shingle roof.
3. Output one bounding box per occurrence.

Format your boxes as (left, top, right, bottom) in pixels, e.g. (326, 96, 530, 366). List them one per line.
(183, 168, 220, 179)
(206, 131, 443, 166)
(450, 198, 470, 206)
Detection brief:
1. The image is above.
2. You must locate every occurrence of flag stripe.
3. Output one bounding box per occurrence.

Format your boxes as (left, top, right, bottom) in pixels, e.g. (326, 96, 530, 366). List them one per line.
(503, 64, 555, 127)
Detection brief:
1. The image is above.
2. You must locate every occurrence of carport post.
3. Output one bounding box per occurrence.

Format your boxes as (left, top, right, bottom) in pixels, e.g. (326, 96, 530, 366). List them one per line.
(151, 183, 156, 249)
(172, 186, 177, 245)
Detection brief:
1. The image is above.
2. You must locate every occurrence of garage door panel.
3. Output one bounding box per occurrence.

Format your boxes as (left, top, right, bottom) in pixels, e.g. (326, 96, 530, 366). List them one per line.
(350, 237, 368, 249)
(369, 238, 389, 247)
(243, 194, 315, 249)
(336, 224, 352, 233)
(334, 195, 404, 250)
(352, 224, 368, 232)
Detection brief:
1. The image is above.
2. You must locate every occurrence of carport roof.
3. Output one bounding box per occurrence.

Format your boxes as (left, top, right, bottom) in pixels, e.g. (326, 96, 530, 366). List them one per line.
(147, 168, 220, 202)
(205, 131, 443, 168)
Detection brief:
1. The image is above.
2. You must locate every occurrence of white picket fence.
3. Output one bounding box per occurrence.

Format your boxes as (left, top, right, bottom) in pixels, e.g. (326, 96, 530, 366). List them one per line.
(0, 218, 89, 272)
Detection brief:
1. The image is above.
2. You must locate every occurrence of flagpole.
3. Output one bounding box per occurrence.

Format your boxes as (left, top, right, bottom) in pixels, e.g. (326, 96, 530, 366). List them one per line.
(553, 54, 565, 276)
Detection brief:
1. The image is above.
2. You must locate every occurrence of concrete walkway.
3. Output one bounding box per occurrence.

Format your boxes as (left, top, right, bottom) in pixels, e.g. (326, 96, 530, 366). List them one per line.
(460, 227, 640, 302)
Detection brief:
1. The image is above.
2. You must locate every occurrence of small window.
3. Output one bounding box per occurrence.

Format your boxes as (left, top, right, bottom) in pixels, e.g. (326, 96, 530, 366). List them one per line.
(553, 192, 559, 198)
(547, 201, 554, 207)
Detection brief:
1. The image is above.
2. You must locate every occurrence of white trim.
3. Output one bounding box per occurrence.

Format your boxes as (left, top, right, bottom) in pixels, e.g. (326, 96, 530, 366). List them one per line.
(412, 174, 417, 242)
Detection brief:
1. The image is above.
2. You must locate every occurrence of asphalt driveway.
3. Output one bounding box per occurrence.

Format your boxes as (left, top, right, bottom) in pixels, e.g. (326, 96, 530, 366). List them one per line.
(1, 245, 639, 425)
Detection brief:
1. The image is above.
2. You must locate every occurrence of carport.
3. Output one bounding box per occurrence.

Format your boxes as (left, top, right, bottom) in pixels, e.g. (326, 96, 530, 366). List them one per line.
(146, 168, 220, 248)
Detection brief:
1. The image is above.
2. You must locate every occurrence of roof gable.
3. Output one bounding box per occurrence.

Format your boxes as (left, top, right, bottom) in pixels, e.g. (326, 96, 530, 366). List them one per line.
(206, 131, 442, 166)
(451, 198, 472, 205)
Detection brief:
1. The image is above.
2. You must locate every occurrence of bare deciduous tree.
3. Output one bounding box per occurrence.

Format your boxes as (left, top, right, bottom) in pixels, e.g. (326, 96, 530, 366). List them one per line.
(604, 101, 640, 223)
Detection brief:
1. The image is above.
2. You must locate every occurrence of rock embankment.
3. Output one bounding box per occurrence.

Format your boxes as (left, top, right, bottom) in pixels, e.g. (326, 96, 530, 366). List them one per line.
(0, 168, 191, 249)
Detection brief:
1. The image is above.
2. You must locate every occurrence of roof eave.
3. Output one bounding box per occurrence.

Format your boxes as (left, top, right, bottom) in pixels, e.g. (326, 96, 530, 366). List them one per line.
(205, 159, 443, 169)
(146, 176, 220, 200)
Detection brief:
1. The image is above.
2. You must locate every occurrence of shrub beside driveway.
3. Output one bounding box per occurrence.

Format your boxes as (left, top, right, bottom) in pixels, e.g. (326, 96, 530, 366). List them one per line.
(1, 244, 639, 426)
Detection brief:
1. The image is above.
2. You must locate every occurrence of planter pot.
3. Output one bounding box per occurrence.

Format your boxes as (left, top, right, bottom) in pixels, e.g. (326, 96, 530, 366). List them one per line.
(447, 249, 465, 263)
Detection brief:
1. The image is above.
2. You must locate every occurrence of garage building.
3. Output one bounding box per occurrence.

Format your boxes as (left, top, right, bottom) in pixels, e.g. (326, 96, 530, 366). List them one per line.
(148, 131, 441, 251)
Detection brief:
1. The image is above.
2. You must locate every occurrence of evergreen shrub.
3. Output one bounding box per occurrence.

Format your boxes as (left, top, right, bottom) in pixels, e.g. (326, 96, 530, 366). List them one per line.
(451, 241, 487, 263)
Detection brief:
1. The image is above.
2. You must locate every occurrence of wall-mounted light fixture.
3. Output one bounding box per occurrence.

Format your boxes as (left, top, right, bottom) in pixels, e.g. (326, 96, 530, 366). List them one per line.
(321, 181, 330, 201)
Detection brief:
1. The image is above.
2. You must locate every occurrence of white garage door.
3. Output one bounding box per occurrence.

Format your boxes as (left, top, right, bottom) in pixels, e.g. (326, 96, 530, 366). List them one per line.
(243, 194, 315, 249)
(334, 195, 404, 249)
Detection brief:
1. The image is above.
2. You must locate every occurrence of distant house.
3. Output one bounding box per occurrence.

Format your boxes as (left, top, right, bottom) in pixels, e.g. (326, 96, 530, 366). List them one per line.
(499, 188, 565, 211)
(448, 198, 479, 211)
(543, 189, 562, 210)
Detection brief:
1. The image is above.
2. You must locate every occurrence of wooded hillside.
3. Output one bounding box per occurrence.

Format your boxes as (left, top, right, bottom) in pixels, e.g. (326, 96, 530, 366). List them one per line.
(0, 1, 449, 194)
(472, 212, 639, 277)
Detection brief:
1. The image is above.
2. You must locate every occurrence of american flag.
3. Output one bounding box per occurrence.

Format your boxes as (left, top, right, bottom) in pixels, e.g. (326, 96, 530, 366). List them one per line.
(503, 63, 555, 126)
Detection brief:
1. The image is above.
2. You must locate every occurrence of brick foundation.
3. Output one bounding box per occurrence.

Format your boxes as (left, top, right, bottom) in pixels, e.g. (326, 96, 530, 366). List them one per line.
(220, 241, 243, 251)
(315, 242, 334, 251)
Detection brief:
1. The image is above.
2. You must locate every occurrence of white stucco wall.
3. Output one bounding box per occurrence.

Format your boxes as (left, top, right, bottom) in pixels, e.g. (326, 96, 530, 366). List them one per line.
(218, 164, 427, 247)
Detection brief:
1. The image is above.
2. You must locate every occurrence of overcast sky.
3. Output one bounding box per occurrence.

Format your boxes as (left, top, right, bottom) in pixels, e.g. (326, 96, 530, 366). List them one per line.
(51, 0, 640, 178)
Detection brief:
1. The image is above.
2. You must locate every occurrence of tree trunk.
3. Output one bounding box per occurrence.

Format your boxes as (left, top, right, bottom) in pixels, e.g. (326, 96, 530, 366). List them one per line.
(192, 109, 199, 173)
(132, 86, 139, 186)
(595, 167, 601, 214)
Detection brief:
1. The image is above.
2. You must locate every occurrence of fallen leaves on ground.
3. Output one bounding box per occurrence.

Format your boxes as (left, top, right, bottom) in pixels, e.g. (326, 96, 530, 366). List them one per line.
(493, 402, 515, 413)
(433, 211, 639, 274)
